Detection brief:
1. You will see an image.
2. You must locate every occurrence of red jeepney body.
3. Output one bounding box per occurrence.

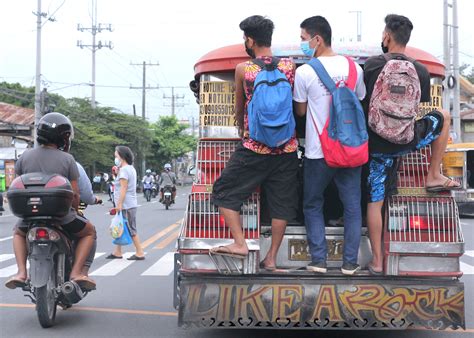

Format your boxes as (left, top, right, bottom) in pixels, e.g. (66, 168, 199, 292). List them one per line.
(174, 43, 465, 330)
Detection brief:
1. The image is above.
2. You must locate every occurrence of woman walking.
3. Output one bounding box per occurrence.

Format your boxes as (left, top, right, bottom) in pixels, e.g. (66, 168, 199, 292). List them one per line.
(106, 146, 145, 260)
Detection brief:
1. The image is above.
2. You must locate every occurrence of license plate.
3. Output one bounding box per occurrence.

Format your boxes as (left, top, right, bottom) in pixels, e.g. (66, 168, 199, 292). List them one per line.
(289, 239, 344, 261)
(27, 197, 42, 205)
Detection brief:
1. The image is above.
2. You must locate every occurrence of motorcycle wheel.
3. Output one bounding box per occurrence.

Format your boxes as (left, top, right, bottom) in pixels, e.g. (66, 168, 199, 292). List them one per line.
(165, 199, 170, 210)
(35, 266, 57, 328)
(146, 190, 151, 202)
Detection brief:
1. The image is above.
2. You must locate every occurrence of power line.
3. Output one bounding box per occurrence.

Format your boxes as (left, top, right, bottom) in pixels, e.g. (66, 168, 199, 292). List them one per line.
(130, 61, 160, 119)
(77, 0, 113, 109)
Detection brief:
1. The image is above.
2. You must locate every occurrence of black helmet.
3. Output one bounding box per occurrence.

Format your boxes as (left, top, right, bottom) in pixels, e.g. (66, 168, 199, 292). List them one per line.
(37, 112, 74, 152)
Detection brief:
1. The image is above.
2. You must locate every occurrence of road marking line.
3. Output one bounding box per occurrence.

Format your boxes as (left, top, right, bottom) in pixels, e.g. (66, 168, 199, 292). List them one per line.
(0, 303, 178, 317)
(141, 252, 175, 276)
(151, 201, 158, 204)
(0, 254, 14, 263)
(90, 252, 143, 276)
(0, 236, 13, 242)
(94, 252, 106, 259)
(464, 250, 474, 258)
(460, 262, 474, 275)
(0, 264, 17, 278)
(140, 219, 182, 249)
(154, 230, 180, 250)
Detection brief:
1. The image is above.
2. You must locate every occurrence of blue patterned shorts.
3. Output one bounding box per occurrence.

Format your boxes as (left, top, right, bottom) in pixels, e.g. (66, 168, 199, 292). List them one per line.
(367, 112, 443, 203)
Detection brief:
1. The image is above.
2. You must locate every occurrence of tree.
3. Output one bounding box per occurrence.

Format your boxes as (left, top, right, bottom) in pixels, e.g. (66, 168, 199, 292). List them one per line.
(460, 63, 474, 84)
(147, 116, 196, 171)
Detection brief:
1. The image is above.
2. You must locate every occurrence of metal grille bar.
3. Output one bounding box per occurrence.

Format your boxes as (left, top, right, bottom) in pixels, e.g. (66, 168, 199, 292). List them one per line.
(196, 140, 239, 185)
(182, 191, 260, 240)
(387, 195, 464, 243)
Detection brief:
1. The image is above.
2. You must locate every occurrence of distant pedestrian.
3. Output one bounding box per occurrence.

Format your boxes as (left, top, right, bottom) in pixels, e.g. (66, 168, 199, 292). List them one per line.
(106, 146, 145, 261)
(92, 172, 101, 193)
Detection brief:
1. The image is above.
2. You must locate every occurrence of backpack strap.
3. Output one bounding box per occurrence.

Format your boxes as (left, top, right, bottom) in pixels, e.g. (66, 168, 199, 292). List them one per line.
(307, 58, 337, 94)
(383, 53, 417, 64)
(345, 56, 357, 91)
(252, 57, 280, 71)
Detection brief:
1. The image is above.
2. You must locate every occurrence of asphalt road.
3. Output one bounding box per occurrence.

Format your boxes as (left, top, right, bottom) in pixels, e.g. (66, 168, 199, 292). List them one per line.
(0, 188, 473, 338)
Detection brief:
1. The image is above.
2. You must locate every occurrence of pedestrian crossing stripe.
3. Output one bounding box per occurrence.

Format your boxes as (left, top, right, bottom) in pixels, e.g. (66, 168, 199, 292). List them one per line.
(1, 251, 474, 278)
(90, 252, 147, 276)
(142, 252, 174, 276)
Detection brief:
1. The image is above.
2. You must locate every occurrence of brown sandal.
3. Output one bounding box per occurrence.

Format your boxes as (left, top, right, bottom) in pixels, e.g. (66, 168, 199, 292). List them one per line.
(72, 276, 96, 291)
(5, 277, 27, 289)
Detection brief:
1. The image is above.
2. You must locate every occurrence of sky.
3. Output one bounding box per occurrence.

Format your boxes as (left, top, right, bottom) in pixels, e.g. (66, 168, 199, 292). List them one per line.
(1, 0, 473, 122)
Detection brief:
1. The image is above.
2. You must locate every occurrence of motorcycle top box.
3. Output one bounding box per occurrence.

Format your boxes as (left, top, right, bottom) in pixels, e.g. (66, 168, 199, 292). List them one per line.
(7, 173, 74, 219)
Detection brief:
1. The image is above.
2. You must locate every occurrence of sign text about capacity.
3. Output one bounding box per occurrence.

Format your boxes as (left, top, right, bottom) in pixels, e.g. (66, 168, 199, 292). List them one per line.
(200, 81, 236, 127)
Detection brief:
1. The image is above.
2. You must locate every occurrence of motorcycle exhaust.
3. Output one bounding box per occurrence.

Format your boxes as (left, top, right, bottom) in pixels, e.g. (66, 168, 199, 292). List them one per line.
(61, 281, 84, 304)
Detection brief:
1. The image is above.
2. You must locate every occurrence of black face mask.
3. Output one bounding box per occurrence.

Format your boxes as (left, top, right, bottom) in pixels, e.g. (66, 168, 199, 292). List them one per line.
(244, 40, 256, 58)
(381, 41, 389, 54)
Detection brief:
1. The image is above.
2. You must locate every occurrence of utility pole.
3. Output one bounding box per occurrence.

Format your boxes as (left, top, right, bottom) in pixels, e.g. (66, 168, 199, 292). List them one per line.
(33, 0, 46, 148)
(349, 11, 362, 42)
(77, 0, 113, 109)
(163, 87, 185, 117)
(443, 0, 461, 142)
(130, 61, 159, 119)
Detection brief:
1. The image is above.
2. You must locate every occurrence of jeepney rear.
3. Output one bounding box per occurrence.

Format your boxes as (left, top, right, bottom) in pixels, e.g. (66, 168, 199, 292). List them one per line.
(174, 44, 465, 330)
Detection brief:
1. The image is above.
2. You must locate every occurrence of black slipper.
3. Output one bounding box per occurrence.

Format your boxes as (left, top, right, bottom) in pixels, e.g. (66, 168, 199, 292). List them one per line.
(105, 254, 123, 259)
(368, 264, 383, 276)
(127, 255, 145, 260)
(259, 261, 276, 271)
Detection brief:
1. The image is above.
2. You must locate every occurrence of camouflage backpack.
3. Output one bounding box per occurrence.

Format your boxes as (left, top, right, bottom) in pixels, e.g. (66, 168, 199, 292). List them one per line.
(368, 54, 421, 144)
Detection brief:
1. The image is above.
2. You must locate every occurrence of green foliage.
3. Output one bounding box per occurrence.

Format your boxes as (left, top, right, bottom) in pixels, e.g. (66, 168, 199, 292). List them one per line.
(148, 116, 197, 171)
(460, 64, 474, 84)
(0, 82, 35, 108)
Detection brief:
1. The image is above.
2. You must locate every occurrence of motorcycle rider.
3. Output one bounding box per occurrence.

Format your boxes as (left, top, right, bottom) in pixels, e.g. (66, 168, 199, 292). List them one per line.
(142, 169, 155, 199)
(159, 163, 177, 203)
(76, 161, 102, 277)
(5, 113, 97, 291)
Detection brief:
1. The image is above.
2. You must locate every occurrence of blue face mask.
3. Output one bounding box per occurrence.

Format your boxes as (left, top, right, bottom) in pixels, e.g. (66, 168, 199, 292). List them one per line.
(114, 157, 121, 167)
(300, 36, 317, 57)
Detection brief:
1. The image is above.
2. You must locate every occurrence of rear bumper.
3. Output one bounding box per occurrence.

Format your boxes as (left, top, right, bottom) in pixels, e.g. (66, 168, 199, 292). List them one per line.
(176, 272, 465, 330)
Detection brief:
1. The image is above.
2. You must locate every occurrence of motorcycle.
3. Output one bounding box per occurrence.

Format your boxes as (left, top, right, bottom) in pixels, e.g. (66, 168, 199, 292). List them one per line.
(143, 181, 153, 202)
(151, 183, 158, 198)
(7, 173, 93, 328)
(162, 185, 173, 210)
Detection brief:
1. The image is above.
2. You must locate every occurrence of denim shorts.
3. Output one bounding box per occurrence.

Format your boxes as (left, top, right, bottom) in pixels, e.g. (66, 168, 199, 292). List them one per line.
(367, 111, 444, 203)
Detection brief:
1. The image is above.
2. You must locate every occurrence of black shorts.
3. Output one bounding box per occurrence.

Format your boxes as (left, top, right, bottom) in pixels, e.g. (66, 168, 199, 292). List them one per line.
(367, 111, 444, 202)
(15, 214, 89, 236)
(211, 143, 299, 221)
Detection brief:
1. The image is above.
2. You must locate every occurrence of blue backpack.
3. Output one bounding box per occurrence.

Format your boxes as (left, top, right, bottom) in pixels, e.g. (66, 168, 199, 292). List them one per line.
(307, 57, 368, 168)
(247, 57, 295, 148)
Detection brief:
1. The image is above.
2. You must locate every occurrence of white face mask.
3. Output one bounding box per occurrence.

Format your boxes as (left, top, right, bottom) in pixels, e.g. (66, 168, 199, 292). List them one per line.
(114, 157, 122, 167)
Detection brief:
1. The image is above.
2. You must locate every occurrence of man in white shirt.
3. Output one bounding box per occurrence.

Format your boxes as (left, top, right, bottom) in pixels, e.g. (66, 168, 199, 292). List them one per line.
(293, 16, 366, 275)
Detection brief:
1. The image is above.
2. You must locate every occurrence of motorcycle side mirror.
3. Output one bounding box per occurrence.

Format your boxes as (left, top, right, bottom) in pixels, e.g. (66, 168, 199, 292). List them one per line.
(188, 165, 196, 176)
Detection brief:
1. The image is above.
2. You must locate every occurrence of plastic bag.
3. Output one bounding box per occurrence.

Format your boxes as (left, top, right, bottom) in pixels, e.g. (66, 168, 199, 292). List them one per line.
(109, 212, 124, 239)
(112, 213, 133, 246)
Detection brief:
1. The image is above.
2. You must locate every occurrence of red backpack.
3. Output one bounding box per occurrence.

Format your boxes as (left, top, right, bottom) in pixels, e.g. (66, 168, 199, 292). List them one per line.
(368, 54, 421, 144)
(308, 57, 368, 168)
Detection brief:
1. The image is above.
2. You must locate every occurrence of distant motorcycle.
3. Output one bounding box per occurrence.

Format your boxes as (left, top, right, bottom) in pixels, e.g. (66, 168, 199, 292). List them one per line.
(162, 186, 173, 210)
(7, 173, 94, 328)
(151, 183, 158, 199)
(143, 181, 153, 202)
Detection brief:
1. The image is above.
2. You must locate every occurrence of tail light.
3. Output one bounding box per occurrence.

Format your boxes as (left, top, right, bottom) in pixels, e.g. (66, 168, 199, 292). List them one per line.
(10, 177, 25, 190)
(409, 216, 428, 230)
(45, 175, 68, 188)
(27, 228, 60, 242)
(408, 216, 454, 231)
